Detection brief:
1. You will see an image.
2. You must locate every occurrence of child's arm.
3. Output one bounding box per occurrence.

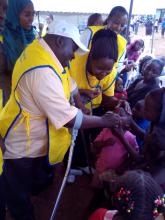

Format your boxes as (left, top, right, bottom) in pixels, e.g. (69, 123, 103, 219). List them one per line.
(72, 90, 90, 115)
(130, 118, 146, 140)
(112, 128, 143, 162)
(70, 78, 90, 114)
(94, 138, 115, 149)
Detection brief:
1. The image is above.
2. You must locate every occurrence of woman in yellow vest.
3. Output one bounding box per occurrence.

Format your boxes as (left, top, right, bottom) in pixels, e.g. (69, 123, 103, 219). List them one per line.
(69, 26, 132, 172)
(70, 28, 119, 111)
(81, 6, 128, 71)
(0, 21, 121, 220)
(68, 29, 125, 171)
(1, 0, 36, 105)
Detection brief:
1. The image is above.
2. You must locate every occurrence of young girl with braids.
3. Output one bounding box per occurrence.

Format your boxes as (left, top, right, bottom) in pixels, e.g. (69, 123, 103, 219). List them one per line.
(89, 170, 165, 220)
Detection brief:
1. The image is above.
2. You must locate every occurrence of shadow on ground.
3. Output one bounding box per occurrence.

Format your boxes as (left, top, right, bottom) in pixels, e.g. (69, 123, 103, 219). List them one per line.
(6, 164, 95, 220)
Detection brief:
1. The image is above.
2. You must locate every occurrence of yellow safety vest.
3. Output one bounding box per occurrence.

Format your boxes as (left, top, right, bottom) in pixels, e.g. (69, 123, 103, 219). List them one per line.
(87, 26, 127, 64)
(70, 53, 116, 108)
(69, 26, 126, 110)
(0, 39, 72, 165)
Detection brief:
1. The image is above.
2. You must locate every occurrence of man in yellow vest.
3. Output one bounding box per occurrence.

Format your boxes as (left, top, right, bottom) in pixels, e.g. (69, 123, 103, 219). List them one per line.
(0, 20, 121, 220)
(0, 0, 8, 219)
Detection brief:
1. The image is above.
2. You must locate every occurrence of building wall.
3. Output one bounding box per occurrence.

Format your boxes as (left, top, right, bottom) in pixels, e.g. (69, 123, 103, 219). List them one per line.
(156, 9, 165, 19)
(34, 11, 107, 31)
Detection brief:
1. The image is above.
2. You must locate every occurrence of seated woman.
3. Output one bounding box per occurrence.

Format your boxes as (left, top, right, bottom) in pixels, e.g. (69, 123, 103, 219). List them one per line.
(127, 58, 164, 108)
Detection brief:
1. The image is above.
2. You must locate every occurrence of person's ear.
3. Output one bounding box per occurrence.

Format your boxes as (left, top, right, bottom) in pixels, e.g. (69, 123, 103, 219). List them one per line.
(56, 36, 65, 49)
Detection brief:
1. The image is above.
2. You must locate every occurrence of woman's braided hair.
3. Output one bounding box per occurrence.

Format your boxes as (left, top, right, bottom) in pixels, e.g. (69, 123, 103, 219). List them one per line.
(107, 170, 165, 220)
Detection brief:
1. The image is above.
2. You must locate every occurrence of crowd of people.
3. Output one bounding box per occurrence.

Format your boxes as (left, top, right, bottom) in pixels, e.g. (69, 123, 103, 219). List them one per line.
(0, 0, 165, 220)
(129, 16, 165, 38)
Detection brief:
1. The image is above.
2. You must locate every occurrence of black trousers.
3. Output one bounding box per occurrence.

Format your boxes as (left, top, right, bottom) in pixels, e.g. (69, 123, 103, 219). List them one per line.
(2, 156, 53, 220)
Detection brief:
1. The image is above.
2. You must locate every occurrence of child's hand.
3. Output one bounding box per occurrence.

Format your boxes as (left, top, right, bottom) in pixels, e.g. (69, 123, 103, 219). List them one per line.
(102, 111, 121, 129)
(117, 100, 132, 115)
(124, 60, 136, 72)
(88, 90, 100, 99)
(125, 63, 135, 72)
(121, 115, 132, 129)
(81, 106, 91, 115)
(112, 127, 124, 138)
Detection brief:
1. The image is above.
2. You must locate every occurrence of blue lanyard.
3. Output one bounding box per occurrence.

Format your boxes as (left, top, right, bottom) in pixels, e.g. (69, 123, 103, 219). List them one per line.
(85, 63, 101, 90)
(85, 63, 118, 93)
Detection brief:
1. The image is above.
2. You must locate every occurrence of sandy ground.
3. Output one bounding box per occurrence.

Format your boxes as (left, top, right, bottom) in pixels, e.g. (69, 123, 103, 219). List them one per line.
(131, 25, 165, 57)
(6, 164, 95, 220)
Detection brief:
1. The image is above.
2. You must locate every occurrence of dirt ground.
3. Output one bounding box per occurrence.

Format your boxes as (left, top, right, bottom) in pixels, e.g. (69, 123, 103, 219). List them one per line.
(152, 33, 165, 57)
(6, 164, 96, 220)
(131, 25, 165, 57)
